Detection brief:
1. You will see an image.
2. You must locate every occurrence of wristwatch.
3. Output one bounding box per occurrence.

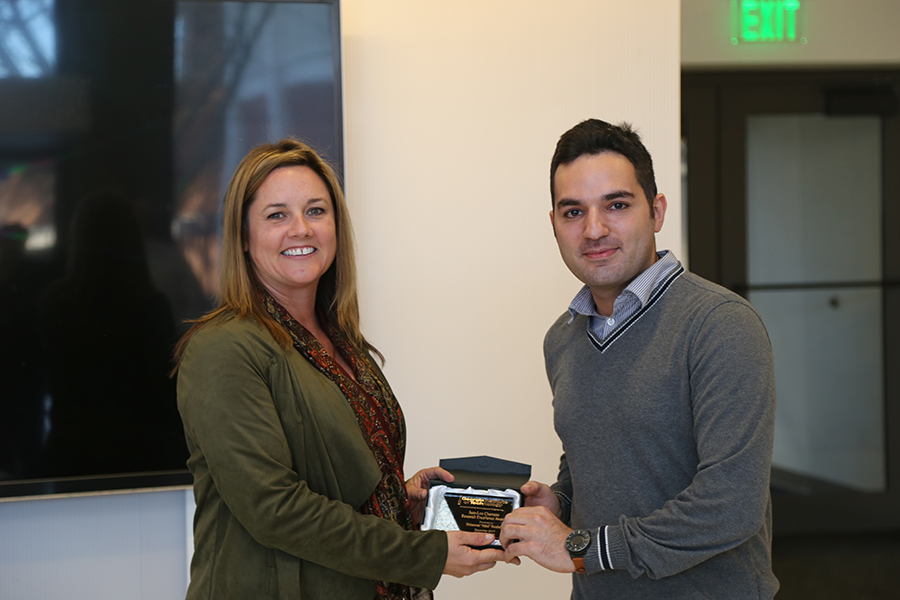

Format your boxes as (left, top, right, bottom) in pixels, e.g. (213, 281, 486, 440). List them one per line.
(565, 529, 592, 574)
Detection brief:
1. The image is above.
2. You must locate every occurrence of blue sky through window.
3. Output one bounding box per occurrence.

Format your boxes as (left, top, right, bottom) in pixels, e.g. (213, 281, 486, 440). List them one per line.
(0, 0, 55, 78)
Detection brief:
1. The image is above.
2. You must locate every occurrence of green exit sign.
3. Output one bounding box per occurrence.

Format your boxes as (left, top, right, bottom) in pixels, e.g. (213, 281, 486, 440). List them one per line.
(731, 0, 806, 45)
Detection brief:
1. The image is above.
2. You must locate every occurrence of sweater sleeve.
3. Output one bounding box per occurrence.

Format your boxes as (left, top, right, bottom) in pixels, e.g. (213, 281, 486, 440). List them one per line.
(178, 323, 447, 590)
(601, 300, 776, 579)
(550, 451, 574, 526)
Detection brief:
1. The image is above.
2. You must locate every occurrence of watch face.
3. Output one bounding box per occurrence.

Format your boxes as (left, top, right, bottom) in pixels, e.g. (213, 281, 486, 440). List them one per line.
(566, 529, 591, 554)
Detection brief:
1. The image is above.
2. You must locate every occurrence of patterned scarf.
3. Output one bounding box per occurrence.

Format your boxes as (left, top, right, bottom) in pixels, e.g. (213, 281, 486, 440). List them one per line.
(262, 292, 432, 600)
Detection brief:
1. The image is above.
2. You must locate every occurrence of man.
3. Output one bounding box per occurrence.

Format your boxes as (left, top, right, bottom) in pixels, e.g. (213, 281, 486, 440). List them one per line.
(500, 119, 778, 599)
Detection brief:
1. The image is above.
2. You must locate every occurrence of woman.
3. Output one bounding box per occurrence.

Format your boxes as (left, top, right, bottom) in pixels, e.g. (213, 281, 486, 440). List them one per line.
(174, 140, 502, 599)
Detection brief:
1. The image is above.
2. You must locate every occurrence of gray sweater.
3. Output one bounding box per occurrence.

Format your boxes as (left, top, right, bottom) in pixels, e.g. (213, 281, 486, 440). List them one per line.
(546, 269, 779, 599)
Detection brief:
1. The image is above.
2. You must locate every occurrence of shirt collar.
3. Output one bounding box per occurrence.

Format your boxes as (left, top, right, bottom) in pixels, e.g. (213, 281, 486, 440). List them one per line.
(567, 250, 679, 320)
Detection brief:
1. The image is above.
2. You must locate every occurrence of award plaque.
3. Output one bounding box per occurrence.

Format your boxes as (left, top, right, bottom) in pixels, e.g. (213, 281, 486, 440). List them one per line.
(420, 456, 531, 548)
(422, 485, 520, 541)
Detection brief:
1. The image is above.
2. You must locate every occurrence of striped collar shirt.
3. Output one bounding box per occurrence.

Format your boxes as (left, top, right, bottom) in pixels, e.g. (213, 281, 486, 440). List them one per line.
(567, 250, 682, 345)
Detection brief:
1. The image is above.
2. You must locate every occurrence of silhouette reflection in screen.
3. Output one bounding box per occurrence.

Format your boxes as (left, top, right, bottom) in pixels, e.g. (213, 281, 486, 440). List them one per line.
(38, 192, 188, 477)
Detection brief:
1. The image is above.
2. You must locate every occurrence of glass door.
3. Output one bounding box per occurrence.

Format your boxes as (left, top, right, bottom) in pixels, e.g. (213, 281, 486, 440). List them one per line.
(683, 70, 900, 533)
(746, 113, 885, 494)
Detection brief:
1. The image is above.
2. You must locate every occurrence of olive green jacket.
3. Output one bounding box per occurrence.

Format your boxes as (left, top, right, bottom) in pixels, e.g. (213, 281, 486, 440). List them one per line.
(177, 316, 447, 599)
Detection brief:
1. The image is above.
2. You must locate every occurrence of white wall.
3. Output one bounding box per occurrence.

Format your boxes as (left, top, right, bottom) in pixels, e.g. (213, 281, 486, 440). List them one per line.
(682, 0, 900, 68)
(340, 0, 680, 597)
(0, 2, 680, 599)
(0, 489, 191, 600)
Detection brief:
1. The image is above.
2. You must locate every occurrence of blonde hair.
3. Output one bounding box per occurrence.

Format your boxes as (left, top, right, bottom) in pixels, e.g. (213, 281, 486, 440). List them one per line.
(173, 139, 380, 370)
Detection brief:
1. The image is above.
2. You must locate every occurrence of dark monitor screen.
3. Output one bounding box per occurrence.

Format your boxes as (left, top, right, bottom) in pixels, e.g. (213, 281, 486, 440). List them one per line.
(0, 0, 343, 498)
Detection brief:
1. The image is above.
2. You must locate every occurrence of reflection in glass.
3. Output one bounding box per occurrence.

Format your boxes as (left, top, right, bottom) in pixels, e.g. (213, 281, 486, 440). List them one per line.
(0, 0, 341, 496)
(173, 1, 337, 297)
(0, 0, 56, 78)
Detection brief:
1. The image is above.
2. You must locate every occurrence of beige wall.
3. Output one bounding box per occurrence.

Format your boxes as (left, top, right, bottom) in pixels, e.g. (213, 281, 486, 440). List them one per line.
(683, 0, 900, 68)
(340, 1, 680, 597)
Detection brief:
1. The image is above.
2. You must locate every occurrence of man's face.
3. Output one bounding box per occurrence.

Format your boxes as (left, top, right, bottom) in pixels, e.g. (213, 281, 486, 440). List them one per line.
(550, 151, 666, 314)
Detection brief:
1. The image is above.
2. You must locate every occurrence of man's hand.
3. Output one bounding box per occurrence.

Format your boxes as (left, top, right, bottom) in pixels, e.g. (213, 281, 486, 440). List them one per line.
(405, 467, 453, 525)
(500, 506, 575, 573)
(520, 480, 563, 518)
(443, 531, 505, 577)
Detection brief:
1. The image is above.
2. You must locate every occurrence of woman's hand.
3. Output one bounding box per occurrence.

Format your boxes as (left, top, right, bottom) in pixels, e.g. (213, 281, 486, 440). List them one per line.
(405, 466, 453, 525)
(443, 531, 506, 577)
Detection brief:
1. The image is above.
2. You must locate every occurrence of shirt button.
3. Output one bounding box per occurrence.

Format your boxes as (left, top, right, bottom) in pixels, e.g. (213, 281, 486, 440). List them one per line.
(606, 317, 615, 327)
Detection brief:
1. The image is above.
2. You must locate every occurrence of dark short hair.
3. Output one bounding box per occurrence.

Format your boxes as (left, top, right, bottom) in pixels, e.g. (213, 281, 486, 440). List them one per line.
(550, 119, 657, 209)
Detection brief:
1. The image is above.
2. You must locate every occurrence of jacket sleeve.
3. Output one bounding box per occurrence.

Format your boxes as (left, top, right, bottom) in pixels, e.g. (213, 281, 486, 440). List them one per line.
(178, 322, 447, 590)
(600, 301, 776, 579)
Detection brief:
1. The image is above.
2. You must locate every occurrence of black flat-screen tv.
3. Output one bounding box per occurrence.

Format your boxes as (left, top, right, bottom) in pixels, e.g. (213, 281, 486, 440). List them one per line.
(0, 0, 343, 498)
